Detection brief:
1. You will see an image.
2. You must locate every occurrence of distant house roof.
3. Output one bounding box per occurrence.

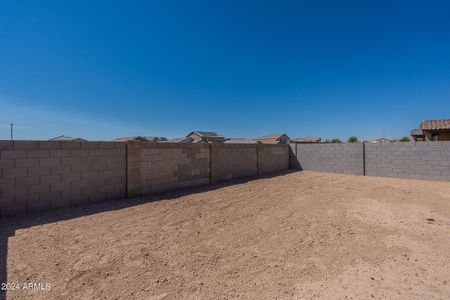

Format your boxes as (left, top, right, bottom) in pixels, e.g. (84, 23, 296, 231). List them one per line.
(291, 136, 321, 143)
(191, 139, 208, 144)
(225, 139, 261, 144)
(147, 136, 167, 142)
(112, 136, 140, 142)
(49, 135, 86, 142)
(410, 128, 424, 136)
(377, 138, 391, 142)
(257, 133, 289, 140)
(161, 137, 194, 143)
(112, 136, 167, 142)
(370, 138, 391, 143)
(420, 119, 450, 131)
(188, 131, 223, 138)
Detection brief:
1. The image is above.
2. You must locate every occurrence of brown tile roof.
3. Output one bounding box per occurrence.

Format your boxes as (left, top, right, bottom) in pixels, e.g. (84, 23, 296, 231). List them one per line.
(420, 119, 450, 130)
(410, 128, 424, 136)
(257, 133, 289, 140)
(291, 136, 321, 143)
(259, 139, 283, 144)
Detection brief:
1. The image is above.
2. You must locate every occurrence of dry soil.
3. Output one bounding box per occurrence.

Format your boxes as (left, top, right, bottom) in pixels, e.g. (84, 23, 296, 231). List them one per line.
(1, 171, 449, 299)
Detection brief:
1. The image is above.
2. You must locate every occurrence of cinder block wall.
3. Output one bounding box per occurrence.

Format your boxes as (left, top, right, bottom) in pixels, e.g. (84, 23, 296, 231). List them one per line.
(294, 143, 364, 175)
(210, 144, 257, 183)
(127, 142, 210, 198)
(289, 144, 301, 169)
(1, 141, 290, 216)
(0, 141, 126, 216)
(258, 144, 290, 175)
(366, 141, 450, 181)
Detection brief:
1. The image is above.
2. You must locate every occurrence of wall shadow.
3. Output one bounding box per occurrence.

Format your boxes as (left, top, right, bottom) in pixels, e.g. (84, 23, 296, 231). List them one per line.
(0, 169, 296, 299)
(289, 144, 302, 170)
(0, 227, 12, 300)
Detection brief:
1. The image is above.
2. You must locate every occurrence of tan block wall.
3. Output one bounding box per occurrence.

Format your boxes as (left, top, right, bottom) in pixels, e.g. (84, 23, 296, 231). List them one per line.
(0, 141, 126, 216)
(258, 144, 290, 175)
(1, 140, 290, 216)
(127, 142, 210, 198)
(210, 144, 257, 183)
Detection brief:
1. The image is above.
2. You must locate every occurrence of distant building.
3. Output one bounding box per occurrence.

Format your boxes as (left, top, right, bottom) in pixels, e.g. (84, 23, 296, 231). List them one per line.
(256, 133, 290, 144)
(225, 138, 261, 144)
(411, 119, 450, 141)
(187, 131, 225, 143)
(191, 139, 208, 144)
(290, 136, 321, 143)
(49, 135, 87, 142)
(112, 136, 167, 142)
(160, 137, 194, 143)
(369, 138, 392, 144)
(410, 129, 425, 141)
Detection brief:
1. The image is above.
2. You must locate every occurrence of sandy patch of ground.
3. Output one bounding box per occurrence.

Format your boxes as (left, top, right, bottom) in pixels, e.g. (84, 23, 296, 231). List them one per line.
(1, 171, 449, 299)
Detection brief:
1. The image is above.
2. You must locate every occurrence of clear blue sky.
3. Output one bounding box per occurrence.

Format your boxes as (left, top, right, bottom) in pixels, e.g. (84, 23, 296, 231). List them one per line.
(1, 1, 449, 141)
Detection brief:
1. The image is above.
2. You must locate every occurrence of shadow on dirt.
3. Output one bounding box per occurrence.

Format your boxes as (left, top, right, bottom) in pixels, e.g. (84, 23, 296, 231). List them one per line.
(0, 170, 296, 300)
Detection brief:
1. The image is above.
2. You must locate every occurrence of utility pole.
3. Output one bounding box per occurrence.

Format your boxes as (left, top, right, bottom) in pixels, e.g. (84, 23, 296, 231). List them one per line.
(10, 123, 14, 141)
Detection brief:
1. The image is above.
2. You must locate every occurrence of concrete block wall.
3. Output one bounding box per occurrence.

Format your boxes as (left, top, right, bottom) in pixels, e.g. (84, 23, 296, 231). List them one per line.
(294, 143, 364, 175)
(1, 140, 290, 216)
(4, 139, 448, 216)
(289, 144, 301, 170)
(210, 144, 257, 183)
(258, 144, 290, 175)
(127, 142, 210, 198)
(365, 141, 450, 181)
(0, 141, 126, 216)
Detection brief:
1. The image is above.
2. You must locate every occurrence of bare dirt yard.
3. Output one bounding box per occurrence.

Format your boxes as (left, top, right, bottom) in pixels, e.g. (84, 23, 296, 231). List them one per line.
(1, 171, 450, 300)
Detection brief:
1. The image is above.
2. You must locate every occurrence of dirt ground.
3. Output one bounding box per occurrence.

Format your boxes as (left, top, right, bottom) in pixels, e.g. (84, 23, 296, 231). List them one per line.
(1, 171, 450, 300)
